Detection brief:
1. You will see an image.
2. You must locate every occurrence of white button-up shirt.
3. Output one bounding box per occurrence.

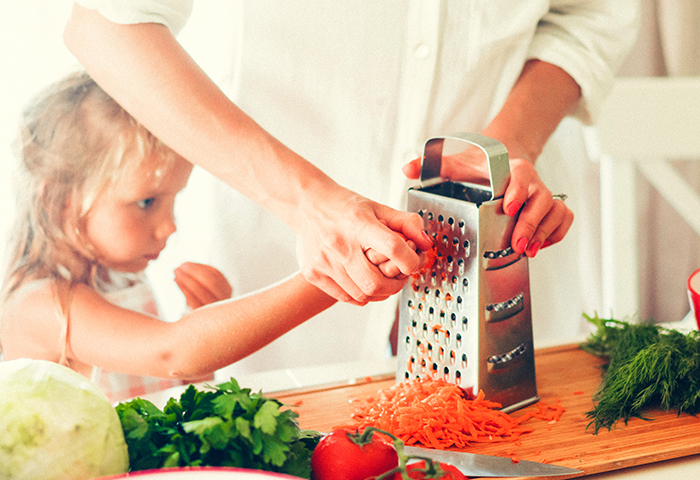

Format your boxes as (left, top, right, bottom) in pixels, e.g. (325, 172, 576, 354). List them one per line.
(77, 0, 640, 376)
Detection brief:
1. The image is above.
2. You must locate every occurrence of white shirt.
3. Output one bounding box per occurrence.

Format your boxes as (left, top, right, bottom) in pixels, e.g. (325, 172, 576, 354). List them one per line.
(76, 0, 640, 376)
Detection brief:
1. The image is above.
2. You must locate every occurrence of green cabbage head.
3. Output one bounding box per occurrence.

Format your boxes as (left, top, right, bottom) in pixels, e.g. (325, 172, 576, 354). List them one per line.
(0, 358, 129, 479)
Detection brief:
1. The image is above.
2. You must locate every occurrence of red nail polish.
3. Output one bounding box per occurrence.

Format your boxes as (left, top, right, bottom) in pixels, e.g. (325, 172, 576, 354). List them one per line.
(516, 237, 528, 253)
(506, 202, 522, 217)
(527, 242, 540, 257)
(542, 240, 551, 248)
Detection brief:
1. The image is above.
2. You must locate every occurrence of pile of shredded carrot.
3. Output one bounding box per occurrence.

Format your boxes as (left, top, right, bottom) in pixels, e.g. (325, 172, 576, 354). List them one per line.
(342, 377, 564, 450)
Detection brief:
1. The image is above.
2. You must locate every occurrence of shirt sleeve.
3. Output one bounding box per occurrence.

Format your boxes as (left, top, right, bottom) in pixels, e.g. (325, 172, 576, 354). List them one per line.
(74, 0, 194, 36)
(527, 0, 641, 124)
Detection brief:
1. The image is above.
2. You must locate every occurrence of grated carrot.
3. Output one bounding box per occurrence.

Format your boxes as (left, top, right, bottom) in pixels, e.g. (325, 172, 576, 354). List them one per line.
(338, 378, 565, 451)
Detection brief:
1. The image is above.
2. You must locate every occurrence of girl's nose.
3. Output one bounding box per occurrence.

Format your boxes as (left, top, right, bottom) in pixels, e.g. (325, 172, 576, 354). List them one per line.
(155, 211, 177, 240)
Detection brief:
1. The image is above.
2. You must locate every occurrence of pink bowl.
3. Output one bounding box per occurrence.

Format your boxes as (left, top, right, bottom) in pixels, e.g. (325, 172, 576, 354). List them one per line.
(96, 467, 304, 479)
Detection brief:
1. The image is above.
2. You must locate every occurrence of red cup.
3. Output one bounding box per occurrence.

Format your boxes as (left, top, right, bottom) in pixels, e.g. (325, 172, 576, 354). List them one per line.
(689, 268, 700, 329)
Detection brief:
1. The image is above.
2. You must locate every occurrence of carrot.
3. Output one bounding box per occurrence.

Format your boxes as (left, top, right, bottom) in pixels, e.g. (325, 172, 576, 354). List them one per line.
(338, 377, 562, 450)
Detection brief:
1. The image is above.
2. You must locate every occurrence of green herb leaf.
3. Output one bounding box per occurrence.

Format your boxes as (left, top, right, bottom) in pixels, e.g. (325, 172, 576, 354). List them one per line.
(115, 379, 320, 477)
(581, 313, 700, 433)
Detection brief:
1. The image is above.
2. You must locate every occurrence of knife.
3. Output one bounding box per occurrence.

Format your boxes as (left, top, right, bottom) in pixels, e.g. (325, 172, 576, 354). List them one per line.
(403, 445, 582, 477)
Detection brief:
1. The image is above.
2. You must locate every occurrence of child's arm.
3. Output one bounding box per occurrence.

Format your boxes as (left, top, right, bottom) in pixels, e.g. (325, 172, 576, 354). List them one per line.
(2, 273, 335, 379)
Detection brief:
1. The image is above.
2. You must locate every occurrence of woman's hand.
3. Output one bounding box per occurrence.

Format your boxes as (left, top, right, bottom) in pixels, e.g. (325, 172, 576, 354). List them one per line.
(174, 262, 233, 310)
(294, 185, 433, 304)
(402, 151, 573, 258)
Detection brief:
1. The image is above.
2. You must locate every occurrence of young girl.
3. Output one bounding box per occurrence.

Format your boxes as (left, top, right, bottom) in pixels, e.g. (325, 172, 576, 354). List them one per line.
(0, 71, 338, 402)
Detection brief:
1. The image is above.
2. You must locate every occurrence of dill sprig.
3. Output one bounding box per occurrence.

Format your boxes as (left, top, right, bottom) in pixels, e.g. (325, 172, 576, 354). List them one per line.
(580, 313, 700, 433)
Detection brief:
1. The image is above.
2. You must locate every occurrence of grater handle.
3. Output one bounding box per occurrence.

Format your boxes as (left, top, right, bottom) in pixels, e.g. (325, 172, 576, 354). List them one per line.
(419, 133, 510, 200)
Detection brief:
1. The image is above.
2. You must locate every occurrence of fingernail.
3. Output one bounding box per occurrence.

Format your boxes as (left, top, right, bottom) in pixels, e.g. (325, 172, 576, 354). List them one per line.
(542, 240, 551, 248)
(422, 230, 433, 244)
(506, 201, 522, 217)
(516, 237, 528, 254)
(527, 242, 540, 257)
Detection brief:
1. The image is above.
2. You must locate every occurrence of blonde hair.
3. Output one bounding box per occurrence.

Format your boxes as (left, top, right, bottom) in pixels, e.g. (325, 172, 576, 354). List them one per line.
(1, 70, 184, 302)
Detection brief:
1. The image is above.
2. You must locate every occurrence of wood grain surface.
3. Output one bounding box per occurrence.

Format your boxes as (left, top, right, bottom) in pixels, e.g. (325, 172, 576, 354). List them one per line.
(274, 344, 700, 479)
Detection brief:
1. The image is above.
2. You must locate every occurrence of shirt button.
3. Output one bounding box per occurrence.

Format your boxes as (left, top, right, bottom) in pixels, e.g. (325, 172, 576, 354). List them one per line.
(414, 44, 431, 59)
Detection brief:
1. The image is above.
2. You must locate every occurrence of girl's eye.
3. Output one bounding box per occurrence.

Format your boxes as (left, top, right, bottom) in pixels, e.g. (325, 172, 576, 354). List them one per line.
(137, 198, 156, 210)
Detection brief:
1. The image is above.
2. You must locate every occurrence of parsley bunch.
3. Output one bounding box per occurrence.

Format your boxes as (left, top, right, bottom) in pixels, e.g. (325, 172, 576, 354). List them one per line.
(115, 379, 320, 477)
(581, 313, 700, 433)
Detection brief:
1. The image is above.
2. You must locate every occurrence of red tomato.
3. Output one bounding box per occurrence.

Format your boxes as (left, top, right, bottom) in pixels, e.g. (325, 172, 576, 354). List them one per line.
(402, 460, 469, 480)
(310, 429, 399, 480)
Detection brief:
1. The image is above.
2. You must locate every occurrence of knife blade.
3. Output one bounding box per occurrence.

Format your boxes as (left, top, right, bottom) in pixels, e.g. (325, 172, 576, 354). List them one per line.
(403, 445, 582, 477)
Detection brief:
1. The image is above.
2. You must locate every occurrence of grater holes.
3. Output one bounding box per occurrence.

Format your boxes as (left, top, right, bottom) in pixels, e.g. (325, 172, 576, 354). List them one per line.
(457, 296, 464, 311)
(456, 333, 462, 348)
(463, 240, 470, 256)
(439, 346, 445, 361)
(450, 312, 457, 328)
(462, 316, 468, 331)
(404, 335, 412, 351)
(455, 370, 462, 385)
(462, 353, 468, 368)
(457, 258, 465, 275)
(422, 322, 429, 337)
(462, 278, 469, 293)
(427, 212, 433, 220)
(443, 366, 450, 381)
(449, 350, 456, 365)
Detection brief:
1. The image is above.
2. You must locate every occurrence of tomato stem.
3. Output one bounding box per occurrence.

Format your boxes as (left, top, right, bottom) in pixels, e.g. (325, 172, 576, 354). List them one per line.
(347, 427, 449, 480)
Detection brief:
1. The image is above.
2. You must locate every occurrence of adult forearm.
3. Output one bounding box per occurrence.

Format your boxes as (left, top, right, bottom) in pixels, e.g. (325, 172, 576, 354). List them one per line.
(63, 4, 333, 229)
(483, 59, 582, 164)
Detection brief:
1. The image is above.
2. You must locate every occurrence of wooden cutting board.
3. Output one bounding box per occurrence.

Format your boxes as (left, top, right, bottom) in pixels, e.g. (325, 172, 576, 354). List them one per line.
(274, 344, 700, 479)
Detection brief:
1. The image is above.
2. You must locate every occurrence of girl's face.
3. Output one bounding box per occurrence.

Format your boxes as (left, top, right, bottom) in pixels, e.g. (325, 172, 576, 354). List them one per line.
(83, 156, 193, 273)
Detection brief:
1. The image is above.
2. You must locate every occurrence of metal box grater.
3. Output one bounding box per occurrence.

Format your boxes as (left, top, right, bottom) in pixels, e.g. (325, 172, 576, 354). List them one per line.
(396, 133, 539, 412)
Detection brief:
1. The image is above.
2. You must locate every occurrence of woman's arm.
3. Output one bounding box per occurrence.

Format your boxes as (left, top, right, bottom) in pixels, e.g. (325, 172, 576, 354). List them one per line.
(402, 61, 578, 257)
(481, 59, 579, 256)
(63, 4, 432, 304)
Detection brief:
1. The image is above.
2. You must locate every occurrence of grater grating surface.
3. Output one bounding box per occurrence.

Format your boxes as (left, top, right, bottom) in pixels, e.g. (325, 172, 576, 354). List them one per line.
(396, 133, 538, 412)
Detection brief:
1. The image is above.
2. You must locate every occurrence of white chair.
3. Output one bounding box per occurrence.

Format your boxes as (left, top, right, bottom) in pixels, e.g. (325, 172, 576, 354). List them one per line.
(590, 77, 700, 319)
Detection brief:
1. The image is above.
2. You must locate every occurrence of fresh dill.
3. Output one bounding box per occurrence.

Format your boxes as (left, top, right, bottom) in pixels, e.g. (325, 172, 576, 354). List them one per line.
(581, 313, 700, 433)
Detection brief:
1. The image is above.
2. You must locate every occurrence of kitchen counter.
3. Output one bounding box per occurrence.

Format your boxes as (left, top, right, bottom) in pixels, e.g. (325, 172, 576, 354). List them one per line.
(140, 314, 700, 479)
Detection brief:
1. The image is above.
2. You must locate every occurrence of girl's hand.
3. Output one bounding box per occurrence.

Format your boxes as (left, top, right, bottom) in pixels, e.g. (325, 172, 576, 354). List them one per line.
(364, 229, 429, 279)
(174, 262, 233, 310)
(402, 151, 573, 258)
